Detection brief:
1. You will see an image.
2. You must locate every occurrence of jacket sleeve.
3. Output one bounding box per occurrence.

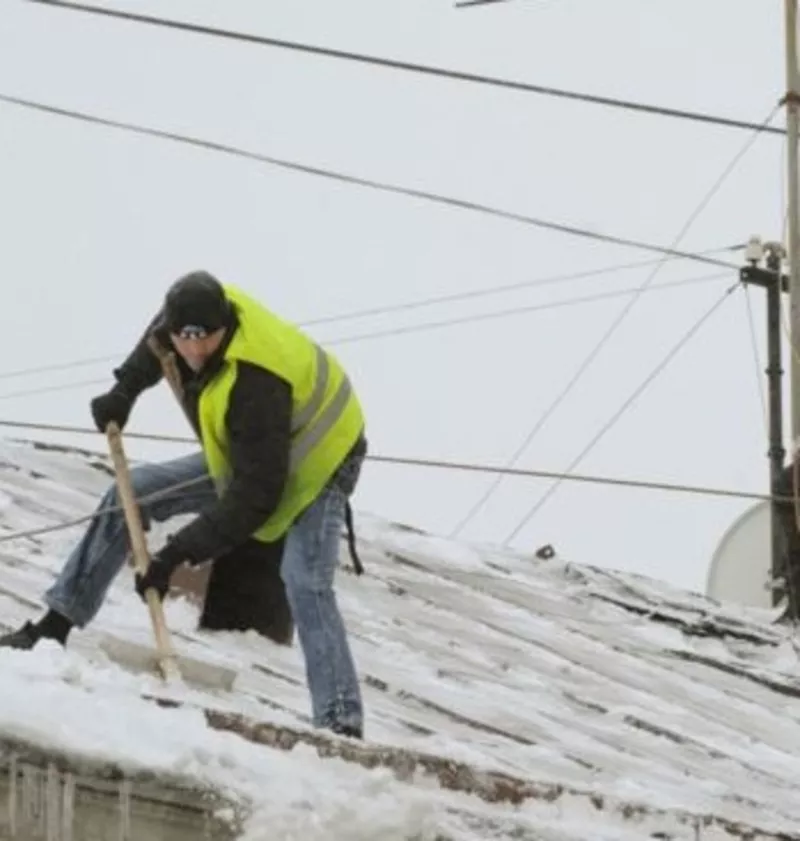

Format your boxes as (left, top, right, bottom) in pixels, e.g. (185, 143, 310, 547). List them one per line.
(162, 361, 293, 564)
(112, 309, 168, 397)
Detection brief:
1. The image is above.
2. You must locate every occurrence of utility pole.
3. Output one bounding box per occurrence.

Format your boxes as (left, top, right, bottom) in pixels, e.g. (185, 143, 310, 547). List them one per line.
(741, 238, 788, 610)
(785, 0, 800, 454)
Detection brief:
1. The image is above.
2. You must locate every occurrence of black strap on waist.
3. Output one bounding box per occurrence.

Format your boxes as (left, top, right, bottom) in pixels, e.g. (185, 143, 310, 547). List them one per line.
(344, 500, 364, 575)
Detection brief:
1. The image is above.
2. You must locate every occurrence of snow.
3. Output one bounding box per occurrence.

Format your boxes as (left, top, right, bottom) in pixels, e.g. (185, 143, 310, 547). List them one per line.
(0, 437, 797, 839)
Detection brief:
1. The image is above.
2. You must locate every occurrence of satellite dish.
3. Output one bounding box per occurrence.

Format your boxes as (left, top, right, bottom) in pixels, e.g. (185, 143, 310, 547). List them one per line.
(707, 501, 773, 609)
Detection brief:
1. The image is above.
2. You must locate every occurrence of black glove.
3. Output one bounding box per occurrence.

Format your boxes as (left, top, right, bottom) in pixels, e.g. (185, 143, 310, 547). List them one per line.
(90, 385, 134, 433)
(135, 548, 184, 602)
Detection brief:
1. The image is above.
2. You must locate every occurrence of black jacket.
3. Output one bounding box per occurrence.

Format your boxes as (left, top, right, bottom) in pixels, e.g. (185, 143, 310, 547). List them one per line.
(114, 308, 363, 566)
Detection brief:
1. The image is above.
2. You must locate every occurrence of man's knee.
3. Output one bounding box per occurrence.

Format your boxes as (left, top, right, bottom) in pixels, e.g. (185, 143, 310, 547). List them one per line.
(281, 550, 331, 597)
(107, 463, 161, 531)
(281, 556, 305, 594)
(128, 461, 161, 496)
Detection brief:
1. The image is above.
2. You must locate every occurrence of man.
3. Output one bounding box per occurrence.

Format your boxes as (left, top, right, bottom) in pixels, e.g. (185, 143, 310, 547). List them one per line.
(0, 271, 367, 739)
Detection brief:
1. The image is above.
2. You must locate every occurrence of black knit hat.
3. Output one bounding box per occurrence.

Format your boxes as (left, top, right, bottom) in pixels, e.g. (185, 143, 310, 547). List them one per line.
(163, 271, 231, 337)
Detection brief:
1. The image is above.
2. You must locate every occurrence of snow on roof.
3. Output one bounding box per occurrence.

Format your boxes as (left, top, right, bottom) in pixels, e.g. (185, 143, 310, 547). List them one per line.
(0, 437, 798, 840)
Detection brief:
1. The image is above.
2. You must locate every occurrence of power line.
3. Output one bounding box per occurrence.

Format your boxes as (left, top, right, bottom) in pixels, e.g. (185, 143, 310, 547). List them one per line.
(0, 418, 193, 445)
(0, 416, 791, 550)
(368, 453, 786, 505)
(0, 452, 777, 547)
(451, 107, 777, 537)
(0, 355, 119, 382)
(0, 379, 106, 401)
(24, 0, 786, 138)
(0, 469, 210, 545)
(503, 281, 740, 545)
(500, 108, 778, 535)
(0, 254, 738, 386)
(0, 272, 732, 403)
(0, 92, 743, 271)
(324, 272, 732, 345)
(15, 404, 763, 505)
(455, 0, 525, 6)
(303, 246, 743, 327)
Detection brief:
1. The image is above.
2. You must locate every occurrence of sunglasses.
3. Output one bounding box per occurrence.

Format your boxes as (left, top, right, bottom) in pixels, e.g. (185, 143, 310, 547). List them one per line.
(172, 325, 212, 340)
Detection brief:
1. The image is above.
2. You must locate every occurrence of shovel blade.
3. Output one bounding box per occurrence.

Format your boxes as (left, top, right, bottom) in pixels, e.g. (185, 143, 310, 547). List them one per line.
(97, 632, 238, 693)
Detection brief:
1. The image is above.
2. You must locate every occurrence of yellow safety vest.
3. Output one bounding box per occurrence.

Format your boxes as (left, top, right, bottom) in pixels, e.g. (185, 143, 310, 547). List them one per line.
(196, 284, 365, 542)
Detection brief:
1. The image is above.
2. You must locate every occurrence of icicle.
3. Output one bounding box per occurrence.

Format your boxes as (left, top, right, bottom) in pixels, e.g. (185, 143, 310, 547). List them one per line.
(7, 753, 17, 838)
(21, 764, 36, 831)
(45, 764, 60, 841)
(60, 773, 75, 841)
(118, 779, 132, 841)
(36, 766, 46, 838)
(27, 765, 46, 838)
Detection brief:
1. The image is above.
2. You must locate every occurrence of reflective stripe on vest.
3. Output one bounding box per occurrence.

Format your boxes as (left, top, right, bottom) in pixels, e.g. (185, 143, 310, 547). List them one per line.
(211, 349, 352, 490)
(290, 360, 353, 471)
(290, 344, 329, 434)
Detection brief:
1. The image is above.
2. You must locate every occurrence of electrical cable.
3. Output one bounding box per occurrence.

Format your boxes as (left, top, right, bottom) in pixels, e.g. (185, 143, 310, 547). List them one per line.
(503, 281, 740, 545)
(0, 356, 119, 382)
(456, 0, 527, 7)
(0, 408, 794, 548)
(24, 0, 786, 137)
(302, 244, 744, 327)
(0, 379, 107, 401)
(0, 271, 732, 402)
(0, 92, 742, 271)
(0, 246, 743, 387)
(451, 106, 778, 538)
(324, 271, 732, 346)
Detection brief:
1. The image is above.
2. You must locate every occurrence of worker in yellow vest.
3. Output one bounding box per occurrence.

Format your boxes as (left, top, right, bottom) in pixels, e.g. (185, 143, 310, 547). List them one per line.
(0, 271, 367, 739)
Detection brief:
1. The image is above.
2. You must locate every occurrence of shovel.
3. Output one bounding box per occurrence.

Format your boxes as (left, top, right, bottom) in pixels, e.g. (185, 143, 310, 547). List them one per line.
(100, 421, 237, 692)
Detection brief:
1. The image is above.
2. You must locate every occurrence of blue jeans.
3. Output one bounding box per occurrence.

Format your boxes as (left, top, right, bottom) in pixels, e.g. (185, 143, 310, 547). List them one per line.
(45, 450, 363, 731)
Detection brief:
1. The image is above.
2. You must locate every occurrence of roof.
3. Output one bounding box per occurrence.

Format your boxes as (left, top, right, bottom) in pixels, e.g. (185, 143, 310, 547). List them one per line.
(0, 437, 797, 840)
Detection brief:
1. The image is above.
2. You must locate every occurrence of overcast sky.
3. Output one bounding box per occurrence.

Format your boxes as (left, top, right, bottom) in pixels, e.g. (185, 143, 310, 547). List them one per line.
(0, 0, 787, 594)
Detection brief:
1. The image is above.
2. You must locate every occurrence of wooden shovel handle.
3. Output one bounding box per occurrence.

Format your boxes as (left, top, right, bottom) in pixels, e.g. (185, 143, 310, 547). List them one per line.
(146, 335, 195, 433)
(105, 421, 181, 682)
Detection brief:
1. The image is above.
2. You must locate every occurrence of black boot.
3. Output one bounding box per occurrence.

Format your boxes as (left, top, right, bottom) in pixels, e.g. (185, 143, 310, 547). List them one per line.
(330, 721, 363, 740)
(0, 621, 42, 651)
(0, 610, 73, 651)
